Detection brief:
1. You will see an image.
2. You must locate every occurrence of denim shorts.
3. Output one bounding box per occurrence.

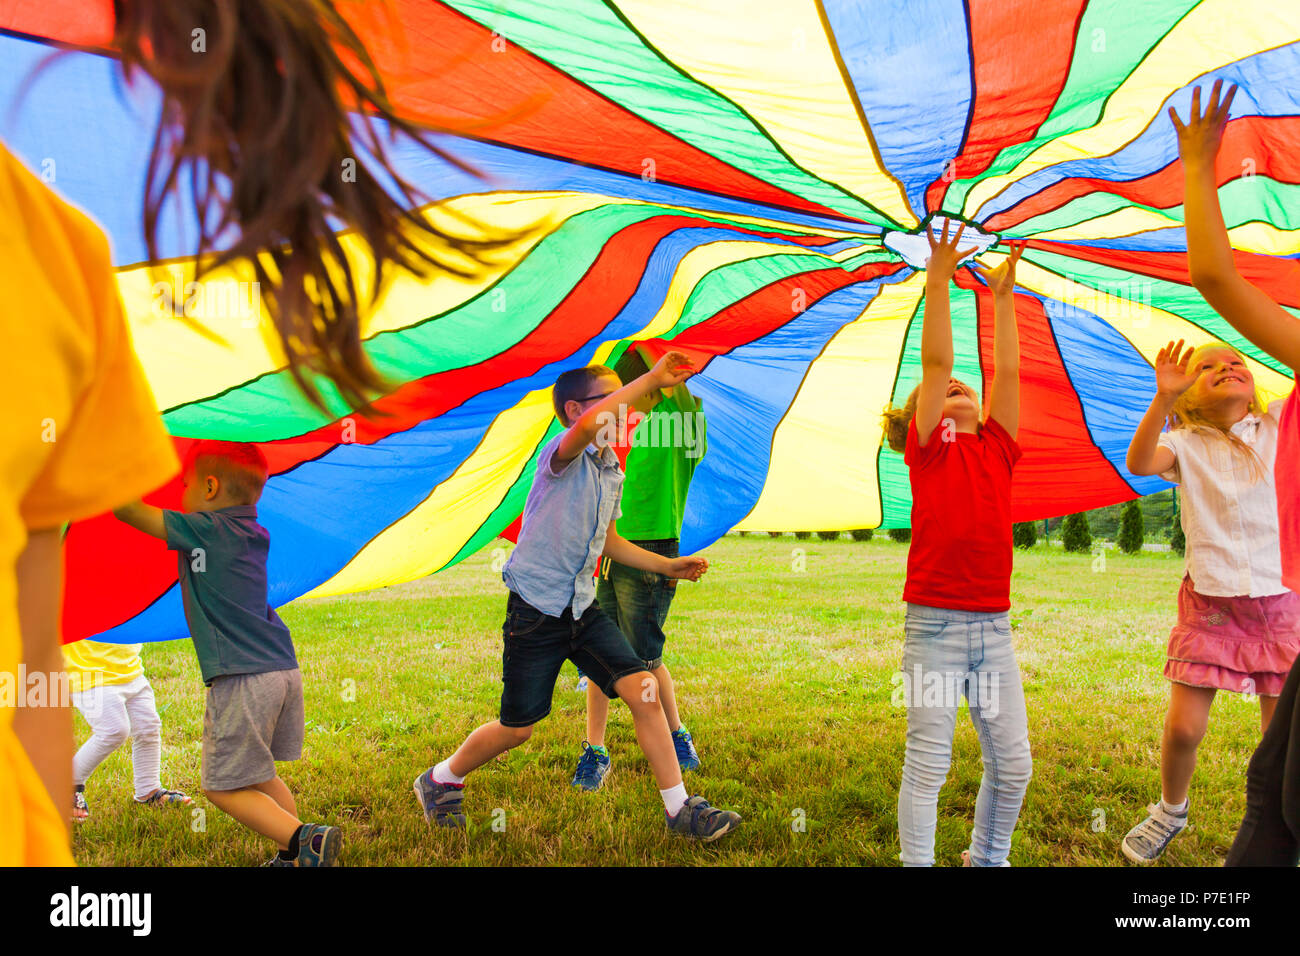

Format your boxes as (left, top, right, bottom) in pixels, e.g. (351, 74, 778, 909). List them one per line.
(500, 592, 647, 727)
(594, 538, 679, 669)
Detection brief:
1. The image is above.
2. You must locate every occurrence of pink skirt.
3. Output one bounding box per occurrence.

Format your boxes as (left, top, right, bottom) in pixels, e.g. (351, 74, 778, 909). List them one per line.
(1166, 576, 1300, 697)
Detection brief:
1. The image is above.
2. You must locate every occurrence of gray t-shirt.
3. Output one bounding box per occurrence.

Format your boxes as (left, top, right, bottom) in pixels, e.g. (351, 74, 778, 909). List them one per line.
(164, 505, 298, 685)
(501, 433, 624, 617)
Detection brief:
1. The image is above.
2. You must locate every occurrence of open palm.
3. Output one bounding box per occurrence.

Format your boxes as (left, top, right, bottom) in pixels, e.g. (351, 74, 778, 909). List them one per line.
(1155, 339, 1201, 397)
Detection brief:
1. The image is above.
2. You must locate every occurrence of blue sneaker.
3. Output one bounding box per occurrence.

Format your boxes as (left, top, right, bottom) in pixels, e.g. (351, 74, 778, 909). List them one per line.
(665, 796, 741, 842)
(294, 823, 342, 866)
(570, 742, 611, 791)
(672, 727, 700, 772)
(413, 769, 467, 827)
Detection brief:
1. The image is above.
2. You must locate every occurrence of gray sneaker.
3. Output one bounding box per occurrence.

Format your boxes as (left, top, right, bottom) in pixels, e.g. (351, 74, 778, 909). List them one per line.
(413, 769, 467, 828)
(1122, 801, 1187, 863)
(665, 796, 741, 842)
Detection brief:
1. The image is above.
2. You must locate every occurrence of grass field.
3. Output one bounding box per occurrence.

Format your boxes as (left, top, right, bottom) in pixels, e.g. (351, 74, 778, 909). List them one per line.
(69, 534, 1269, 867)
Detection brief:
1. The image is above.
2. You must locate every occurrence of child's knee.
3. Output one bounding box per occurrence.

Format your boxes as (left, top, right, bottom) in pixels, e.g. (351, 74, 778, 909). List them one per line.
(621, 672, 660, 713)
(1165, 713, 1207, 749)
(96, 726, 130, 749)
(502, 723, 533, 746)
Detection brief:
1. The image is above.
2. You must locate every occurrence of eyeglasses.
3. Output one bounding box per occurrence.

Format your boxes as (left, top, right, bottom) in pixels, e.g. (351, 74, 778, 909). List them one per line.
(574, 392, 615, 403)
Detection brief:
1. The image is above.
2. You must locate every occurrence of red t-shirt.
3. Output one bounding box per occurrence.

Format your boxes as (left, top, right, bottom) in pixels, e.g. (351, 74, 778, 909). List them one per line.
(1277, 377, 1300, 592)
(903, 415, 1023, 612)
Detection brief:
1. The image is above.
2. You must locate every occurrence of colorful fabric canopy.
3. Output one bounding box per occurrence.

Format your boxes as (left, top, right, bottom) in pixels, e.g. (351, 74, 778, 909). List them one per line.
(4, 1, 1298, 643)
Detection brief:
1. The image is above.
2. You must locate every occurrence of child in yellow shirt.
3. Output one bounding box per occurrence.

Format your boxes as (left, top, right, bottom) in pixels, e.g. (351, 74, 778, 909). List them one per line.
(62, 640, 190, 821)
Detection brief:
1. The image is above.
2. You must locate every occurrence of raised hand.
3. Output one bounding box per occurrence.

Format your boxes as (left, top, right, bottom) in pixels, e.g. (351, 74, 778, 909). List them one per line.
(924, 218, 978, 280)
(1168, 79, 1237, 169)
(1154, 339, 1203, 398)
(649, 350, 695, 389)
(974, 241, 1026, 297)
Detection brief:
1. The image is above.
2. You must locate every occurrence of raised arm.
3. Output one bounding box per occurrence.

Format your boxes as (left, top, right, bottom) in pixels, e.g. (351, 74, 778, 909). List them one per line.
(917, 221, 977, 446)
(1172, 81, 1300, 372)
(553, 351, 695, 468)
(112, 500, 167, 540)
(1127, 339, 1199, 476)
(976, 243, 1024, 439)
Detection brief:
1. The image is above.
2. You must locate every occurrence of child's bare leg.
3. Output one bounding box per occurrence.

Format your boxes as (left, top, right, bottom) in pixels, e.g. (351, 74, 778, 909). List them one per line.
(204, 783, 302, 849)
(613, 672, 681, 790)
(585, 682, 612, 746)
(447, 720, 533, 778)
(251, 775, 297, 817)
(1160, 684, 1216, 805)
(1260, 694, 1278, 733)
(652, 663, 682, 731)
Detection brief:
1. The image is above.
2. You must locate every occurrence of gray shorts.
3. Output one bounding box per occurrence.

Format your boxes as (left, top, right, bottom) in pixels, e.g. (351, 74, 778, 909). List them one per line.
(202, 668, 304, 791)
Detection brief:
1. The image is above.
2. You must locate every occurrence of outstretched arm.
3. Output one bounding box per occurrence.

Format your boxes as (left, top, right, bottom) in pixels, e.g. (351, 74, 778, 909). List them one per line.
(112, 500, 166, 540)
(976, 243, 1024, 439)
(553, 351, 695, 470)
(1127, 339, 1200, 476)
(917, 221, 977, 446)
(1172, 81, 1300, 372)
(603, 522, 707, 580)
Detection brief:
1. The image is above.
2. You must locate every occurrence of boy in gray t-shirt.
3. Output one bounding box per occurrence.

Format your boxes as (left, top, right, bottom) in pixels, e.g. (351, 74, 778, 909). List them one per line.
(415, 350, 742, 842)
(114, 440, 340, 866)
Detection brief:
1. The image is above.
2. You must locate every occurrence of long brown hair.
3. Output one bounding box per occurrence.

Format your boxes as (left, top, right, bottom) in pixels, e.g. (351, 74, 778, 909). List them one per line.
(112, 0, 514, 412)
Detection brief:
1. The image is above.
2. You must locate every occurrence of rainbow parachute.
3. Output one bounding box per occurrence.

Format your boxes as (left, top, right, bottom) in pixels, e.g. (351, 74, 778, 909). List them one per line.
(6, 1, 1299, 643)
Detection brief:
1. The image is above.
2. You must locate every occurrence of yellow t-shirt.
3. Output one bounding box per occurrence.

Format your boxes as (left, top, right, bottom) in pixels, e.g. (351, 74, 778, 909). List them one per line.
(62, 641, 145, 694)
(0, 143, 179, 866)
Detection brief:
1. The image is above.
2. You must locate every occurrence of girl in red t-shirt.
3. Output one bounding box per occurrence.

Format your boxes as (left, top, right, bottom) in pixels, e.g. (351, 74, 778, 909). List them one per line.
(1170, 81, 1300, 867)
(880, 225, 1030, 866)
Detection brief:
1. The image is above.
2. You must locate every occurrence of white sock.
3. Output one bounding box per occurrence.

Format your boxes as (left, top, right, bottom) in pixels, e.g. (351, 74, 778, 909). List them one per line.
(660, 783, 688, 816)
(1160, 796, 1189, 816)
(433, 758, 465, 786)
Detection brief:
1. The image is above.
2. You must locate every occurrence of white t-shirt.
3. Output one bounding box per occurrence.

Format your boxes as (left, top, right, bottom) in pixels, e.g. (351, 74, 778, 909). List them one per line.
(1158, 400, 1287, 597)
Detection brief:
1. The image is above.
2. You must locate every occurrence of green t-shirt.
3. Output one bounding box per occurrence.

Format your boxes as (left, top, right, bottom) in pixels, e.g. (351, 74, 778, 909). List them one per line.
(617, 388, 707, 540)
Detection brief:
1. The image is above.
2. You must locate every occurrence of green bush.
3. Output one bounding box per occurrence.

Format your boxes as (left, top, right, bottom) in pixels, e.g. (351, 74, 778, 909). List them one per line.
(1117, 500, 1144, 554)
(887, 527, 912, 543)
(1061, 512, 1092, 553)
(849, 528, 874, 541)
(794, 531, 812, 540)
(816, 530, 839, 541)
(1012, 521, 1037, 549)
(1170, 522, 1186, 555)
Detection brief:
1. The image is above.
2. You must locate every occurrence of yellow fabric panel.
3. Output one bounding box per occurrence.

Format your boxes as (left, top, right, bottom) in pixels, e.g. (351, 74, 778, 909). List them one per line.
(613, 0, 915, 228)
(962, 0, 1300, 218)
(738, 271, 927, 531)
(1029, 206, 1300, 256)
(300, 388, 557, 598)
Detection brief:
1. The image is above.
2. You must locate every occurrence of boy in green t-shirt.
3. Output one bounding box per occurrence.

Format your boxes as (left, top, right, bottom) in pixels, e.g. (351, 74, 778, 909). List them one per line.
(572, 344, 708, 791)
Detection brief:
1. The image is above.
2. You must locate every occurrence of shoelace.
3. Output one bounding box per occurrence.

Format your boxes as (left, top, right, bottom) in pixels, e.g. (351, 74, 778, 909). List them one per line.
(575, 749, 603, 783)
(1134, 811, 1181, 850)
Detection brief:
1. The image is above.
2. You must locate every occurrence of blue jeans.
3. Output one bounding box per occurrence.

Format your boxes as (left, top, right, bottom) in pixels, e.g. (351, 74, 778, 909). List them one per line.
(897, 604, 1032, 867)
(595, 539, 679, 668)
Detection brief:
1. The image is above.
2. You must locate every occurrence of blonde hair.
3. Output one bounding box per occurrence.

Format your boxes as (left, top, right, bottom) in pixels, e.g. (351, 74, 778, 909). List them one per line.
(1169, 342, 1268, 481)
(881, 385, 920, 453)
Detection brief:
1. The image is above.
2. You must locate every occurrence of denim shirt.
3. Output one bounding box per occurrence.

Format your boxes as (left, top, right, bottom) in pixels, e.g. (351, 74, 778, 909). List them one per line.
(501, 433, 624, 617)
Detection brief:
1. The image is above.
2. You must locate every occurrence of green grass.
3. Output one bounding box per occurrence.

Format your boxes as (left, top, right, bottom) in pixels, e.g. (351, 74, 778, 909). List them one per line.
(70, 535, 1265, 866)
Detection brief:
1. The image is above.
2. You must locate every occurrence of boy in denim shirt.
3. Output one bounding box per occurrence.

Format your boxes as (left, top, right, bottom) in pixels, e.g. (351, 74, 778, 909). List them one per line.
(416, 352, 741, 840)
(114, 441, 340, 866)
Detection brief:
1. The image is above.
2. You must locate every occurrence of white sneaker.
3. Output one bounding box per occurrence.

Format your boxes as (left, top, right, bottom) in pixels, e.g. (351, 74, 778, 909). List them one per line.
(1122, 801, 1188, 864)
